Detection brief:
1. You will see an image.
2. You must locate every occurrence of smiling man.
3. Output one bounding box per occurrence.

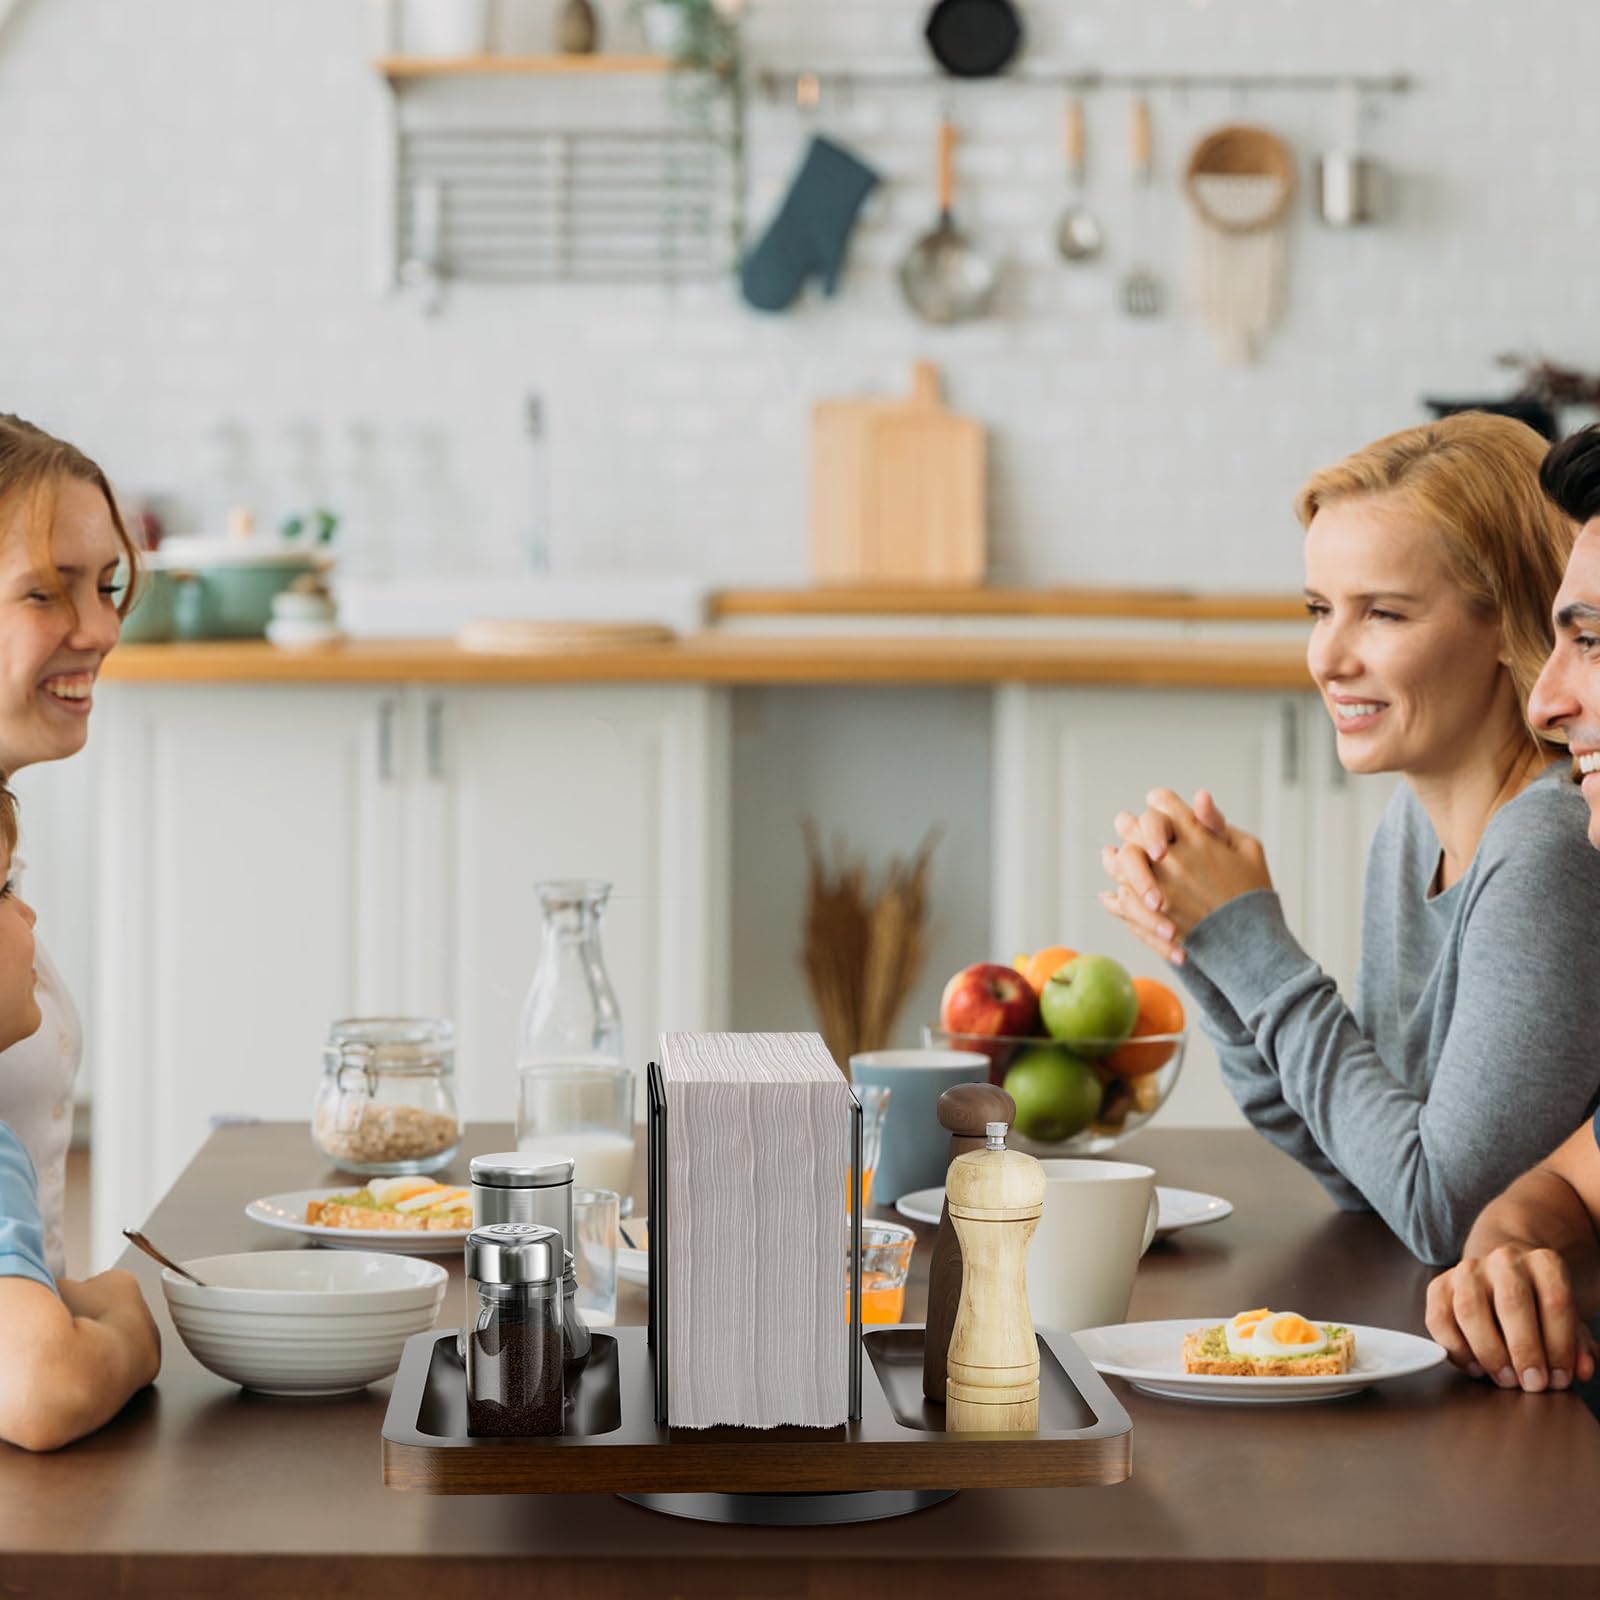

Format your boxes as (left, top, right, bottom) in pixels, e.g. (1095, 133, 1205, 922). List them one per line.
(1426, 423, 1600, 1395)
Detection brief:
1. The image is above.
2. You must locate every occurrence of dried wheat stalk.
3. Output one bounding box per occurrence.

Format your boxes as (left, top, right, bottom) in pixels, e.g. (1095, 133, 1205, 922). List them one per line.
(801, 822, 941, 1080)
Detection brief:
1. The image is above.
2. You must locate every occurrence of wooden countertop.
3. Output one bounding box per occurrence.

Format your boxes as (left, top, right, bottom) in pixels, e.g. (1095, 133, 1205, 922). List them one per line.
(4, 1123, 1594, 1598)
(101, 636, 1314, 689)
(709, 586, 1307, 621)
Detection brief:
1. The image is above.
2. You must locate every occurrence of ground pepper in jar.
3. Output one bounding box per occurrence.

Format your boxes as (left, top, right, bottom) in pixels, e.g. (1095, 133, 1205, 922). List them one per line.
(464, 1224, 565, 1438)
(466, 1292, 563, 1437)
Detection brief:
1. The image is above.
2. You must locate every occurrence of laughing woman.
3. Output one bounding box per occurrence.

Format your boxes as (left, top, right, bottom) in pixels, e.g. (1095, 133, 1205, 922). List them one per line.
(0, 417, 132, 1272)
(1100, 413, 1600, 1266)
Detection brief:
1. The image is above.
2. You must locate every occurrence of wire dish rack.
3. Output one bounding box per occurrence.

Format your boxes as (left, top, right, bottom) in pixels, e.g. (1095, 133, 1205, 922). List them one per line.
(396, 125, 732, 291)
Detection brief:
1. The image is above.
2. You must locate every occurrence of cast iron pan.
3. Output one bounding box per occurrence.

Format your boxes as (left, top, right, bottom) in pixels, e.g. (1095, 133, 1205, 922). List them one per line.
(924, 0, 1024, 78)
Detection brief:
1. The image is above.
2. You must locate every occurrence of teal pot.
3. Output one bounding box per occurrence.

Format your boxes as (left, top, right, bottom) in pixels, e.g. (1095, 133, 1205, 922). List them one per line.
(155, 541, 326, 641)
(117, 567, 179, 643)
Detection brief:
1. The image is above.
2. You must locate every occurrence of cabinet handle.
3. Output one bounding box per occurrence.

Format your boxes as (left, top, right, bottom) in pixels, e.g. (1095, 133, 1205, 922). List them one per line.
(1280, 701, 1300, 788)
(1328, 718, 1347, 789)
(378, 699, 397, 783)
(426, 697, 446, 781)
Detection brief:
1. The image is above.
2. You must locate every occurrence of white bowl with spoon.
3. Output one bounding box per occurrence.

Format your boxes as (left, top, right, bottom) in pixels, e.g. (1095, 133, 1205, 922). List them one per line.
(161, 1250, 447, 1396)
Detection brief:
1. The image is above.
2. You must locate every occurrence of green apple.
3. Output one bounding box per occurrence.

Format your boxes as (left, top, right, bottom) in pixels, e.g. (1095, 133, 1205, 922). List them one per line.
(1003, 1046, 1104, 1142)
(1039, 954, 1138, 1056)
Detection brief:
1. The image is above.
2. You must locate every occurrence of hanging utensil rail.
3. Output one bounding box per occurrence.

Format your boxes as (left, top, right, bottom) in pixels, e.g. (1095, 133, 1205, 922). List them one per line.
(758, 67, 1413, 99)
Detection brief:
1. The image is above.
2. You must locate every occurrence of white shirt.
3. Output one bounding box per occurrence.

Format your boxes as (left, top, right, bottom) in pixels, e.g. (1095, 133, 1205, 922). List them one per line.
(0, 938, 80, 1278)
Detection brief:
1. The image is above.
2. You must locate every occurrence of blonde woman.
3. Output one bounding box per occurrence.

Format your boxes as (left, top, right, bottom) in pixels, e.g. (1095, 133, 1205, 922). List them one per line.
(1100, 413, 1600, 1265)
(0, 417, 134, 1273)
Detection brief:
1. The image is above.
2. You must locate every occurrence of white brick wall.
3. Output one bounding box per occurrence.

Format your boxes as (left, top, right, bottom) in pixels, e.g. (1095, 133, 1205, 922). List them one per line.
(0, 0, 1593, 590)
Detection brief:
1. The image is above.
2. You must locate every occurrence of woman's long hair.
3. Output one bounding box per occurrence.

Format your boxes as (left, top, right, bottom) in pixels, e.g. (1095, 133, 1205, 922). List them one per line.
(0, 415, 140, 618)
(1295, 411, 1574, 757)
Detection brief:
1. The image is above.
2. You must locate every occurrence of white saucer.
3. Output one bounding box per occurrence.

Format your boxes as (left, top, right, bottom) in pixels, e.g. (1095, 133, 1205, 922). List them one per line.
(894, 1184, 1233, 1239)
(1073, 1317, 1446, 1404)
(245, 1188, 469, 1255)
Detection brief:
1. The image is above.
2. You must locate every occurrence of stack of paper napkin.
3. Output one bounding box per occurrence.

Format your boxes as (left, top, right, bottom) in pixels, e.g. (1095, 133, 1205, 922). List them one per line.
(659, 1031, 852, 1430)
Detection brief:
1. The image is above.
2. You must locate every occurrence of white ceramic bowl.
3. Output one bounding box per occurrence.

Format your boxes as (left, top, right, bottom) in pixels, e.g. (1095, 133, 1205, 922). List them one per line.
(162, 1250, 448, 1396)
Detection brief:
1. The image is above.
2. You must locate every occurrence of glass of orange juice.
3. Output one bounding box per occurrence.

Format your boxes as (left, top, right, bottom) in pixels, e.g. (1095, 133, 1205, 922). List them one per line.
(847, 1220, 915, 1325)
(848, 1085, 892, 1213)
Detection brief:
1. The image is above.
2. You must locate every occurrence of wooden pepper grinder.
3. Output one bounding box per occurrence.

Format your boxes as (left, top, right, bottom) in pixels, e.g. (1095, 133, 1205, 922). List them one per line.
(943, 1120, 1046, 1433)
(923, 1082, 1015, 1404)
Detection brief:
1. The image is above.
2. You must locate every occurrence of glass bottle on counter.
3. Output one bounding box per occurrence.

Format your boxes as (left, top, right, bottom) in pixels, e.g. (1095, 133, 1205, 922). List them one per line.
(515, 881, 631, 1198)
(517, 880, 623, 1071)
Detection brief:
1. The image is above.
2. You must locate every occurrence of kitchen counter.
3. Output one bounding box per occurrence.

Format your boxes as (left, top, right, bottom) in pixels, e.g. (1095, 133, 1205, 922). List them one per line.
(100, 635, 1314, 689)
(709, 586, 1306, 621)
(5, 1123, 1594, 1598)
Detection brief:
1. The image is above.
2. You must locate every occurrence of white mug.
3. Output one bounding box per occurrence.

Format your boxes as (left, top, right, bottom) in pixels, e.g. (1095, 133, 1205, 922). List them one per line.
(1026, 1159, 1158, 1333)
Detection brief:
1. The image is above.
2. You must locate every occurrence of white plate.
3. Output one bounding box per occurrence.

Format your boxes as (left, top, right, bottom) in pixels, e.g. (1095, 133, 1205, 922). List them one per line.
(893, 1184, 1233, 1239)
(1073, 1317, 1447, 1404)
(245, 1188, 470, 1255)
(618, 1218, 649, 1286)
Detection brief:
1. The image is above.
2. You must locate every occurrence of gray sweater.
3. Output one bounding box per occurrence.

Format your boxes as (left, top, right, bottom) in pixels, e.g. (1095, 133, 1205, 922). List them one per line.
(1180, 762, 1600, 1266)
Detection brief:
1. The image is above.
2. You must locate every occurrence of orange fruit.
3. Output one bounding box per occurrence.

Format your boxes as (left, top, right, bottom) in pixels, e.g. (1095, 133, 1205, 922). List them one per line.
(1022, 945, 1078, 995)
(1103, 977, 1186, 1078)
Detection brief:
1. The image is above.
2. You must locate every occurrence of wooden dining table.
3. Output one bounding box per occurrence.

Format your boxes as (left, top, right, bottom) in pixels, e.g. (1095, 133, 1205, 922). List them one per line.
(1, 1121, 1595, 1599)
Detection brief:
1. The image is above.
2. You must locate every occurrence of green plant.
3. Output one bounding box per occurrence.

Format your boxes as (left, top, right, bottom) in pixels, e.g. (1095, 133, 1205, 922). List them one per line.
(630, 0, 739, 74)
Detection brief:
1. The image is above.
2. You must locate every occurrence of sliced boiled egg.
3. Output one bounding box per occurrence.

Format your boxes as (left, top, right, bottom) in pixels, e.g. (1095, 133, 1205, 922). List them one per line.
(1248, 1311, 1328, 1358)
(367, 1176, 437, 1206)
(1223, 1307, 1272, 1356)
(395, 1185, 470, 1214)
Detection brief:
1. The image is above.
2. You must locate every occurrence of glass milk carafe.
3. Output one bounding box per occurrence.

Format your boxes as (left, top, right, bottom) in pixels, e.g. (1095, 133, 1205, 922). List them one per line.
(516, 881, 632, 1197)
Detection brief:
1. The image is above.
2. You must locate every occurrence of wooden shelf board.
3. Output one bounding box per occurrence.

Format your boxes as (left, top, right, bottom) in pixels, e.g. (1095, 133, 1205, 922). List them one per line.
(100, 636, 1315, 690)
(377, 53, 674, 80)
(710, 586, 1308, 623)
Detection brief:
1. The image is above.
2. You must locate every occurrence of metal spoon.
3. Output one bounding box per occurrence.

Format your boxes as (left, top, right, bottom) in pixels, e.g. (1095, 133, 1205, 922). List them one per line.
(1055, 97, 1103, 263)
(122, 1229, 205, 1286)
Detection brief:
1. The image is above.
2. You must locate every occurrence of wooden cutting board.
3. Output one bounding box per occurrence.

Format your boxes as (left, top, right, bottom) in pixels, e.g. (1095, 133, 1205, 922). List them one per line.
(812, 361, 986, 587)
(457, 619, 676, 654)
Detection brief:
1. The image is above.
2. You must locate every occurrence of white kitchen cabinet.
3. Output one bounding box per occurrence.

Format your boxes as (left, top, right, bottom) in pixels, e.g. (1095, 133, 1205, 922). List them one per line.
(87, 680, 729, 1268)
(90, 684, 404, 1266)
(992, 685, 1320, 1130)
(408, 685, 730, 1120)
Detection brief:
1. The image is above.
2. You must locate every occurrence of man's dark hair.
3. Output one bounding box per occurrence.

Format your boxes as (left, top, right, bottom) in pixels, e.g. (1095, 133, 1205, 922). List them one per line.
(1540, 422, 1600, 524)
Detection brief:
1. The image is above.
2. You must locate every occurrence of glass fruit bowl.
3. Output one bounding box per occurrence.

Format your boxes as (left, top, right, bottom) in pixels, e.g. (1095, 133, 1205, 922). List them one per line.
(921, 1025, 1187, 1155)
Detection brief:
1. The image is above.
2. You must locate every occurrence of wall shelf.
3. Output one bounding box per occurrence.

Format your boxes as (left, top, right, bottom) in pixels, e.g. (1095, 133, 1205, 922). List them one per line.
(377, 54, 676, 81)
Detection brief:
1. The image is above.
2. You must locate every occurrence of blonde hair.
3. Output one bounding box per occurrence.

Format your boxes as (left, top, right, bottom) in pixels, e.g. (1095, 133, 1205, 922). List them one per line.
(1295, 412, 1574, 757)
(0, 415, 139, 618)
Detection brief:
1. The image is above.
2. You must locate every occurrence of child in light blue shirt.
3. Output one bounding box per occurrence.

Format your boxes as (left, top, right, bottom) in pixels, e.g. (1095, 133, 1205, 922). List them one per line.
(0, 779, 160, 1450)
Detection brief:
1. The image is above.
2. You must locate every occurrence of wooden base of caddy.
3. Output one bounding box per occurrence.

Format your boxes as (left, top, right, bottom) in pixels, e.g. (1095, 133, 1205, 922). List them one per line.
(382, 1323, 1132, 1525)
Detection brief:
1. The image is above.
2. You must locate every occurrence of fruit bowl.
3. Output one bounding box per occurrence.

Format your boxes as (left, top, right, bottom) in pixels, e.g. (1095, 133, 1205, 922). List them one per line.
(921, 1025, 1187, 1155)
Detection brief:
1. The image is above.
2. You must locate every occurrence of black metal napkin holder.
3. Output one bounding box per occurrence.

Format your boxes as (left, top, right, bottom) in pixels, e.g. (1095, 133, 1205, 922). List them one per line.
(645, 1058, 864, 1425)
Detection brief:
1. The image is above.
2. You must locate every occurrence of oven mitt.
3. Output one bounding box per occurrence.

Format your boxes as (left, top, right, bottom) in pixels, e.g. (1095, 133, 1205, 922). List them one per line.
(739, 135, 881, 313)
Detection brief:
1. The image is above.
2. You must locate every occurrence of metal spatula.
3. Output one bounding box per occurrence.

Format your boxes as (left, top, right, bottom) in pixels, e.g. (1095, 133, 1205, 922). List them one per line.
(1120, 96, 1164, 316)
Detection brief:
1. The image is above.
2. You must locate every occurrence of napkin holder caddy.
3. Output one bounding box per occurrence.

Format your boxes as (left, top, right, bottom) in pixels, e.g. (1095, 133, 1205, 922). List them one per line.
(645, 1057, 864, 1426)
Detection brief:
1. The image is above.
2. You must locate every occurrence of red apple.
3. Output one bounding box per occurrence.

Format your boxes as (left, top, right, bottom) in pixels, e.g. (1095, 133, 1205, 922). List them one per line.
(940, 963, 1040, 1040)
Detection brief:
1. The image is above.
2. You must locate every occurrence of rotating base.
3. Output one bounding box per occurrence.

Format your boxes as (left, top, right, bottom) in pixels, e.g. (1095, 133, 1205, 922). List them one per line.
(619, 1488, 958, 1525)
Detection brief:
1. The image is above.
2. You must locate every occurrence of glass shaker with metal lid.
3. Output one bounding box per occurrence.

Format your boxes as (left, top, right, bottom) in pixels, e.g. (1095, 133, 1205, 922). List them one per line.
(312, 1017, 459, 1176)
(464, 1223, 564, 1437)
(469, 1151, 589, 1366)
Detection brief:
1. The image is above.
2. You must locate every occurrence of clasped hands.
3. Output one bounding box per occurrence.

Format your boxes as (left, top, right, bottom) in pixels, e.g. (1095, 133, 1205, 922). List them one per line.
(1098, 788, 1274, 965)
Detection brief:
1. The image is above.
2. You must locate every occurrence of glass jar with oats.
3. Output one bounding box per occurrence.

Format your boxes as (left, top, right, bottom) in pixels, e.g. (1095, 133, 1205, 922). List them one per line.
(312, 1017, 460, 1176)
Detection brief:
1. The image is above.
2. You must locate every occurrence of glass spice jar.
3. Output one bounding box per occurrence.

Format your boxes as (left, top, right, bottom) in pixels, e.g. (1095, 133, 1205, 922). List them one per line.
(311, 1017, 460, 1176)
(465, 1223, 565, 1438)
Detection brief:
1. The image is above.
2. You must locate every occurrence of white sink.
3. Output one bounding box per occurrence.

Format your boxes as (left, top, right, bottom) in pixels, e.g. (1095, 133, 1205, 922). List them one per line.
(334, 575, 709, 639)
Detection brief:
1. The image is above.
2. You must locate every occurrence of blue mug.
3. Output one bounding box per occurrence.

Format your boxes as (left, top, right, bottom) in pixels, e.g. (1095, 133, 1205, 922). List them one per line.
(850, 1048, 992, 1205)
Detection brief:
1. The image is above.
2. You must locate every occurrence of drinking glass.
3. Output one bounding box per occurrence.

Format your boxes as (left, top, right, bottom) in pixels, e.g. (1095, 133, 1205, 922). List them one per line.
(847, 1220, 916, 1325)
(516, 1062, 636, 1211)
(851, 1084, 892, 1212)
(572, 1187, 620, 1328)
